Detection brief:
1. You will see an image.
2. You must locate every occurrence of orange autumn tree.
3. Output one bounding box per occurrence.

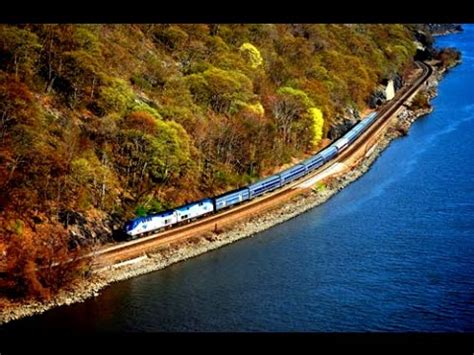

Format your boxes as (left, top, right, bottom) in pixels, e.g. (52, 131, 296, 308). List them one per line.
(0, 211, 89, 300)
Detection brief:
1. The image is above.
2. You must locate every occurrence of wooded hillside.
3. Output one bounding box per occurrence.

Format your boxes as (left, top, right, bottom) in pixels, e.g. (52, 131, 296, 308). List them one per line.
(0, 24, 421, 298)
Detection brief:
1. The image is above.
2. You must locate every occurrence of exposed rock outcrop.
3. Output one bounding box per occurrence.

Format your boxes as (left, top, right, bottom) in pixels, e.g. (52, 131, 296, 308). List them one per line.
(59, 209, 123, 245)
(392, 73, 404, 92)
(369, 73, 404, 109)
(369, 88, 387, 109)
(426, 24, 463, 35)
(327, 118, 355, 140)
(327, 108, 360, 140)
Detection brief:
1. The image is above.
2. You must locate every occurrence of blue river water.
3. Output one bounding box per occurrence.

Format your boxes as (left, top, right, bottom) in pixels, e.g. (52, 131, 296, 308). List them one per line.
(2, 27, 474, 333)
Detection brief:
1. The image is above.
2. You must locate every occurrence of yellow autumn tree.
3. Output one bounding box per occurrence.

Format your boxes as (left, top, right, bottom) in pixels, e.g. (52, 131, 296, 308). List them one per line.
(308, 107, 324, 147)
(239, 42, 263, 69)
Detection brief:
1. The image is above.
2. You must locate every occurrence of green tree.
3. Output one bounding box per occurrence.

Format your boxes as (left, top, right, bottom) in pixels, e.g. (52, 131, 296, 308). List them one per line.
(97, 78, 135, 114)
(0, 25, 41, 81)
(187, 67, 254, 114)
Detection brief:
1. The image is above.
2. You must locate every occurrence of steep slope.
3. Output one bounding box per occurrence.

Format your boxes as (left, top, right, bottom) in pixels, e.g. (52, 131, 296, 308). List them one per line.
(0, 24, 430, 297)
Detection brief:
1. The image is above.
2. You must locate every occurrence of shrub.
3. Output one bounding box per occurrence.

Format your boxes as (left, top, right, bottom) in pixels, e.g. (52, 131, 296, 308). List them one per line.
(410, 92, 430, 110)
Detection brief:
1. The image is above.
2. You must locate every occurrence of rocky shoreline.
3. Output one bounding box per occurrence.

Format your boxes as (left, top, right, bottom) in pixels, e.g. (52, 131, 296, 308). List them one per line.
(0, 61, 457, 326)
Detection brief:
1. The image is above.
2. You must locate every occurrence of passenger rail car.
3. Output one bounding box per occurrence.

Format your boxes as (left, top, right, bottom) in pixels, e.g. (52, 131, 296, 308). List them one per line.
(280, 164, 307, 185)
(249, 174, 282, 198)
(302, 155, 324, 171)
(124, 111, 379, 238)
(215, 188, 250, 211)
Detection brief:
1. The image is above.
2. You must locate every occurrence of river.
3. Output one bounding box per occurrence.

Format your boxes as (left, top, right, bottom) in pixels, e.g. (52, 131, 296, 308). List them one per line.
(2, 26, 474, 332)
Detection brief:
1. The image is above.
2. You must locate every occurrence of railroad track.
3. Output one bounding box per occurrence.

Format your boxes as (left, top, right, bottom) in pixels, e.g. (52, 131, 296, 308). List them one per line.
(90, 61, 432, 268)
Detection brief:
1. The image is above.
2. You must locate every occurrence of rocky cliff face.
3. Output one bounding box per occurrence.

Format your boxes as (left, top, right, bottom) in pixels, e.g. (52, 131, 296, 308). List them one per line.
(368, 89, 387, 109)
(326, 107, 361, 140)
(426, 24, 463, 35)
(327, 117, 357, 140)
(367, 73, 404, 109)
(59, 209, 124, 245)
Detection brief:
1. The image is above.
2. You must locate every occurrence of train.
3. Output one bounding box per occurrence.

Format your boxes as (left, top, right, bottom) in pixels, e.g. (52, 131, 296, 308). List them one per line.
(124, 111, 379, 237)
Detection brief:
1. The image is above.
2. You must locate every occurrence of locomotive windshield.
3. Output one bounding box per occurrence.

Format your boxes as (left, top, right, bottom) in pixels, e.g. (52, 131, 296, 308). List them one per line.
(124, 219, 140, 232)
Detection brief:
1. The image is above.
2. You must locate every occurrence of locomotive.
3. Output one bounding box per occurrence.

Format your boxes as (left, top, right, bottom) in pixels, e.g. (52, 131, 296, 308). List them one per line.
(124, 112, 378, 237)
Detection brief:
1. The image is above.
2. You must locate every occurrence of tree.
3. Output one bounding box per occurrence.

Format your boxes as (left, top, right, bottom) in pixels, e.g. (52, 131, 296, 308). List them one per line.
(269, 87, 325, 151)
(186, 67, 254, 114)
(0, 212, 87, 300)
(271, 87, 312, 145)
(0, 25, 41, 81)
(123, 111, 159, 135)
(114, 112, 193, 204)
(34, 24, 77, 93)
(308, 107, 324, 148)
(97, 78, 135, 115)
(69, 151, 119, 210)
(239, 42, 263, 69)
(61, 50, 100, 107)
(0, 73, 36, 141)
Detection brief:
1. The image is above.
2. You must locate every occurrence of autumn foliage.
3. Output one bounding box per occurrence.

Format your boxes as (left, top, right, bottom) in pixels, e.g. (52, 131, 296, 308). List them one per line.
(0, 24, 421, 300)
(0, 212, 88, 300)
